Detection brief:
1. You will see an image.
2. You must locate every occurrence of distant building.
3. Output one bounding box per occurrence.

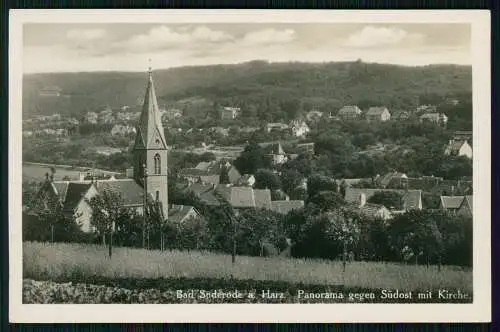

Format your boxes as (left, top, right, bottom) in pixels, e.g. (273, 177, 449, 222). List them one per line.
(416, 105, 437, 113)
(208, 127, 230, 137)
(453, 131, 473, 142)
(420, 113, 448, 126)
(39, 86, 62, 97)
(289, 120, 310, 138)
(365, 107, 391, 122)
(444, 140, 473, 159)
(237, 174, 256, 187)
(266, 123, 289, 133)
(220, 107, 241, 120)
(440, 195, 472, 217)
(259, 142, 288, 166)
(111, 124, 136, 136)
(296, 142, 315, 155)
(392, 111, 411, 121)
(305, 110, 324, 121)
(344, 188, 423, 211)
(84, 112, 99, 124)
(355, 194, 393, 221)
(270, 200, 305, 214)
(377, 171, 408, 188)
(163, 108, 183, 120)
(337, 105, 362, 120)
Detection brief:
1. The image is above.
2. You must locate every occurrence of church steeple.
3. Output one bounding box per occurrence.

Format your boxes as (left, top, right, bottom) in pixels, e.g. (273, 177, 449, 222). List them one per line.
(134, 62, 167, 150)
(132, 63, 169, 219)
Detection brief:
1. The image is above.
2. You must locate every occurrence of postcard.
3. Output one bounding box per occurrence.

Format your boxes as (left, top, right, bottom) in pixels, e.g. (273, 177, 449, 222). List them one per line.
(9, 9, 491, 323)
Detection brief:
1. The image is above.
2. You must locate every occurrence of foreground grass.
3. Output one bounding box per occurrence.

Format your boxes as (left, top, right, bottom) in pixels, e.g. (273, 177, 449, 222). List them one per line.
(23, 242, 472, 294)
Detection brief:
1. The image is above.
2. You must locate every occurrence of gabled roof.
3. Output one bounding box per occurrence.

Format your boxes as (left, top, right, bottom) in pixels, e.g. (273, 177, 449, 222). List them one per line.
(378, 172, 407, 188)
(366, 107, 389, 116)
(168, 205, 198, 223)
(270, 200, 305, 214)
(134, 70, 167, 150)
(440, 196, 464, 209)
(217, 185, 255, 208)
(254, 189, 272, 209)
(95, 179, 144, 206)
(359, 203, 392, 219)
(61, 182, 93, 212)
(447, 140, 470, 154)
(338, 105, 362, 115)
(462, 195, 473, 211)
(52, 181, 70, 202)
(344, 188, 422, 210)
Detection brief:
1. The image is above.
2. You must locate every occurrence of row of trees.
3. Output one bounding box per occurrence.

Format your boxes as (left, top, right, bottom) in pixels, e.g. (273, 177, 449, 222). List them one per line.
(23, 176, 472, 268)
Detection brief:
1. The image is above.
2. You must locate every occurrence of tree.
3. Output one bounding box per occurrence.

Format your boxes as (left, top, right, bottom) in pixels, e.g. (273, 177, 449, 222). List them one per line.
(308, 190, 346, 211)
(87, 188, 134, 257)
(388, 210, 444, 266)
(307, 174, 338, 198)
(234, 141, 270, 175)
(280, 168, 303, 196)
(367, 191, 404, 210)
(254, 168, 281, 190)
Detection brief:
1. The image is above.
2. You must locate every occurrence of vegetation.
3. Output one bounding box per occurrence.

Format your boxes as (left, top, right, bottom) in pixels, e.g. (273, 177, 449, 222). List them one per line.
(23, 242, 472, 295)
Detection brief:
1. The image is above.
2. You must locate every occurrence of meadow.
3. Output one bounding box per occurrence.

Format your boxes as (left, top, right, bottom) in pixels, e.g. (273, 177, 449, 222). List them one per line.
(23, 241, 472, 295)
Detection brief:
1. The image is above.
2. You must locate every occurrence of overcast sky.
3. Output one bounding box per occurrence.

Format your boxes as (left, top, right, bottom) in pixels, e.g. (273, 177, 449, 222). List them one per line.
(23, 23, 471, 73)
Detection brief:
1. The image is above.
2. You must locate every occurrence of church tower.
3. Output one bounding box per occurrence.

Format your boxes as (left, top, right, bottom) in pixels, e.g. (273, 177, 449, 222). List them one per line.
(133, 65, 168, 219)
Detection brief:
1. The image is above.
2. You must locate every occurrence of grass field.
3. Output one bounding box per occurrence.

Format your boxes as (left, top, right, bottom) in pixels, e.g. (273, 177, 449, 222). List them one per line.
(22, 162, 121, 182)
(23, 242, 472, 294)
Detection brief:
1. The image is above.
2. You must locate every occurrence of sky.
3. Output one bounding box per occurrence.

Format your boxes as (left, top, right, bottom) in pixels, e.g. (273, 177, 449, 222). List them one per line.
(23, 23, 471, 73)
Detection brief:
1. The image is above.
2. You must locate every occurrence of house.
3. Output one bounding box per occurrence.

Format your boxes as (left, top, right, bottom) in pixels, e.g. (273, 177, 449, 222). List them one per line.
(444, 140, 473, 159)
(306, 110, 324, 121)
(220, 107, 241, 120)
(344, 188, 423, 211)
(259, 142, 288, 166)
(337, 105, 362, 120)
(365, 107, 391, 122)
(168, 204, 201, 224)
(354, 194, 392, 220)
(420, 113, 448, 126)
(289, 120, 310, 138)
(84, 112, 99, 124)
(416, 105, 437, 113)
(440, 195, 472, 217)
(178, 168, 221, 186)
(236, 174, 256, 187)
(453, 131, 473, 142)
(162, 108, 183, 120)
(31, 67, 172, 230)
(391, 110, 410, 121)
(296, 142, 315, 155)
(270, 200, 305, 214)
(111, 124, 137, 136)
(377, 171, 408, 188)
(266, 123, 289, 133)
(208, 127, 230, 137)
(39, 86, 62, 97)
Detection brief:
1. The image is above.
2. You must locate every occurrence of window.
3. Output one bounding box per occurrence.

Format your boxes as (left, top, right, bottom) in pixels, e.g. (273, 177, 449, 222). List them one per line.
(154, 154, 161, 174)
(156, 191, 159, 201)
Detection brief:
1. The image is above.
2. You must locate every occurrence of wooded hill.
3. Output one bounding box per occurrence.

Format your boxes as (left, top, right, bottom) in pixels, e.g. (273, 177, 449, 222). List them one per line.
(23, 60, 472, 119)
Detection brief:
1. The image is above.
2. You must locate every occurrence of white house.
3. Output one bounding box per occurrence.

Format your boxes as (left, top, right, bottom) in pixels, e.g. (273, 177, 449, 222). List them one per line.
(444, 140, 473, 159)
(289, 120, 310, 138)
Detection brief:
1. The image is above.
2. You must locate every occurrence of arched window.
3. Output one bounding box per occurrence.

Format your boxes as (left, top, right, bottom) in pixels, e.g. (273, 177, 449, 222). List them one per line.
(154, 154, 161, 175)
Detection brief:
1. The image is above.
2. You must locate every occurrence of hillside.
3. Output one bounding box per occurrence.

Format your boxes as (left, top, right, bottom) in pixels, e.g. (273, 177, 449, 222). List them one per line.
(22, 60, 472, 119)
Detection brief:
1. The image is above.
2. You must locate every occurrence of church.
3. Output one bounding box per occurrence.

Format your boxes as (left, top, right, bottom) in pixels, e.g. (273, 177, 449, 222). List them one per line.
(31, 67, 198, 233)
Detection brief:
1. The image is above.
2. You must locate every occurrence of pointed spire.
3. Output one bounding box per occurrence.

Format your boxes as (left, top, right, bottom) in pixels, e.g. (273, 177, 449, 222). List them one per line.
(134, 62, 167, 150)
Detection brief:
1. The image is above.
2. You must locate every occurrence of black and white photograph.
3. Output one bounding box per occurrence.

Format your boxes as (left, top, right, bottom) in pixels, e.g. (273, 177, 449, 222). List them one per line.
(9, 10, 491, 323)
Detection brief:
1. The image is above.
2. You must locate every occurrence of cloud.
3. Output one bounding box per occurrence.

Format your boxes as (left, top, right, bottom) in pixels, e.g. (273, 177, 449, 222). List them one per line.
(240, 28, 296, 46)
(66, 28, 107, 41)
(123, 25, 233, 53)
(344, 26, 425, 48)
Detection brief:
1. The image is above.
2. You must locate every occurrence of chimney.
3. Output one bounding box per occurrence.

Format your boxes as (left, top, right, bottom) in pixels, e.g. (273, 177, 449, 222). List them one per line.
(359, 193, 366, 207)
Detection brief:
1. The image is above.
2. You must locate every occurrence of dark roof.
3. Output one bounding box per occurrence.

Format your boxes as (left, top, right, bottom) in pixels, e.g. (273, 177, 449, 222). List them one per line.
(52, 181, 70, 202)
(270, 200, 304, 214)
(61, 182, 93, 212)
(179, 168, 220, 176)
(378, 172, 407, 188)
(95, 179, 144, 206)
(344, 188, 422, 210)
(440, 196, 465, 210)
(168, 205, 198, 223)
(462, 195, 473, 211)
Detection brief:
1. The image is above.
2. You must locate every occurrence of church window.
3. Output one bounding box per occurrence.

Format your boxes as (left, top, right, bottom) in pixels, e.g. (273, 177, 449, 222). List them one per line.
(154, 154, 161, 174)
